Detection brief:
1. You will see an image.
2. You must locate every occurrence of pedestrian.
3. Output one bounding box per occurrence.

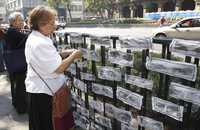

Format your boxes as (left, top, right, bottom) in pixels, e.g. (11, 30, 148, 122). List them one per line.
(3, 12, 28, 114)
(25, 6, 81, 130)
(0, 27, 5, 72)
(159, 16, 166, 27)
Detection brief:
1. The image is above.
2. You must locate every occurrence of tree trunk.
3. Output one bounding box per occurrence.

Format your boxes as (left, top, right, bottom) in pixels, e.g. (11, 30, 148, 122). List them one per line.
(108, 9, 114, 19)
(100, 10, 104, 19)
(56, 2, 59, 13)
(66, 4, 72, 22)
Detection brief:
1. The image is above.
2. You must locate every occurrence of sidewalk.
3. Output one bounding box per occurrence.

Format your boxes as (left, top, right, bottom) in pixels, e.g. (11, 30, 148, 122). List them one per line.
(0, 73, 28, 130)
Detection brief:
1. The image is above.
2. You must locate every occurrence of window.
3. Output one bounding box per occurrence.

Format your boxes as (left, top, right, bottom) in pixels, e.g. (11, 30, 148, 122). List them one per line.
(71, 5, 82, 12)
(192, 19, 200, 27)
(78, 5, 82, 11)
(180, 19, 193, 28)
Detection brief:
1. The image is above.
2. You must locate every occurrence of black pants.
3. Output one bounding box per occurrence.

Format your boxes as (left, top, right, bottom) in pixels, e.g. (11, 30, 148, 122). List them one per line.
(9, 71, 27, 113)
(0, 59, 4, 72)
(28, 93, 53, 130)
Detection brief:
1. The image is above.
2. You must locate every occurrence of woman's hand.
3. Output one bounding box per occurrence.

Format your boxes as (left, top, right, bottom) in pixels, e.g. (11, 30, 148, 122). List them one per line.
(55, 50, 82, 73)
(72, 50, 82, 59)
(63, 48, 76, 54)
(60, 49, 76, 58)
(55, 49, 82, 73)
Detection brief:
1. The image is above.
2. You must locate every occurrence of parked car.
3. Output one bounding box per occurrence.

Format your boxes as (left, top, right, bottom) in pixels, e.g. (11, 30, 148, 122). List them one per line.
(153, 17, 200, 40)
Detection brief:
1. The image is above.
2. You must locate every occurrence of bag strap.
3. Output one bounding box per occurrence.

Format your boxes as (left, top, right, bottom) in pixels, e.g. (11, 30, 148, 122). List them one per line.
(29, 63, 54, 95)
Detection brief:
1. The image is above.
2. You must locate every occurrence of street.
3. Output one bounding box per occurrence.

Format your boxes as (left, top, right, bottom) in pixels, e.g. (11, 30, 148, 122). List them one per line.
(60, 26, 163, 53)
(0, 74, 28, 130)
(60, 26, 155, 37)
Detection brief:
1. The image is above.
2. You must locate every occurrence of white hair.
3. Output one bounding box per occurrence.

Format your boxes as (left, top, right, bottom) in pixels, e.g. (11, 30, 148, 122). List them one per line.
(8, 12, 24, 25)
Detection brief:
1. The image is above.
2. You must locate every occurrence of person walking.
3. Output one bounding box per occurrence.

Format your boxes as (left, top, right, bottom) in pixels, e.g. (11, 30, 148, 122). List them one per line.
(3, 12, 28, 114)
(159, 16, 166, 27)
(25, 6, 81, 130)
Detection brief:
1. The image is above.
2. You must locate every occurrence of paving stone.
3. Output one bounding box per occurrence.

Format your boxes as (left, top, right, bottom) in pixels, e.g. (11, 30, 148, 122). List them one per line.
(0, 74, 28, 130)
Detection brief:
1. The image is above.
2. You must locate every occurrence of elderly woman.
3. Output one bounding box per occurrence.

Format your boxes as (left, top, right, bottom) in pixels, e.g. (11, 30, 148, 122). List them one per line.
(4, 12, 28, 114)
(25, 6, 81, 130)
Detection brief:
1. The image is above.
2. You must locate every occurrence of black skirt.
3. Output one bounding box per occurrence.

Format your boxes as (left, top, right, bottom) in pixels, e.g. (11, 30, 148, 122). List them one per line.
(28, 93, 53, 130)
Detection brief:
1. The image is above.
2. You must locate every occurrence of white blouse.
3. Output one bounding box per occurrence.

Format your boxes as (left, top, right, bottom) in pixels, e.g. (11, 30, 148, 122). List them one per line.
(25, 31, 65, 96)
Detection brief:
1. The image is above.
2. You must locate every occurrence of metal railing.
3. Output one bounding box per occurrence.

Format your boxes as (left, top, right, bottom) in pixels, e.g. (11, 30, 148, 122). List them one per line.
(54, 32, 200, 130)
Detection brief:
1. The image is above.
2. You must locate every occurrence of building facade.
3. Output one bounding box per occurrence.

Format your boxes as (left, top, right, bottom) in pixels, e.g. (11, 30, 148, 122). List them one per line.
(0, 0, 6, 22)
(5, 0, 84, 22)
(66, 0, 84, 21)
(142, 0, 200, 13)
(119, 0, 200, 18)
(6, 0, 48, 18)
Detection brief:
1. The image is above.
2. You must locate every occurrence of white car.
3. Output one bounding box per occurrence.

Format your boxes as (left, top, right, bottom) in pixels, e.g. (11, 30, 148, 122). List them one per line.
(153, 17, 200, 40)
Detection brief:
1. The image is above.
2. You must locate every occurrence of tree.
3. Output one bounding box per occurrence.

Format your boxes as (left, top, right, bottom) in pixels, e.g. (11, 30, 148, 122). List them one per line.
(62, 0, 72, 21)
(118, 0, 131, 18)
(85, 0, 105, 18)
(105, 0, 118, 18)
(118, 0, 142, 18)
(85, 0, 141, 19)
(85, 0, 118, 19)
(47, 0, 72, 21)
(47, 0, 60, 9)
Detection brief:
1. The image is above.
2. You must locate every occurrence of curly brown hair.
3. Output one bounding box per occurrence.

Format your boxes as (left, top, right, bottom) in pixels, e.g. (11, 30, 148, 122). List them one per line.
(28, 6, 57, 30)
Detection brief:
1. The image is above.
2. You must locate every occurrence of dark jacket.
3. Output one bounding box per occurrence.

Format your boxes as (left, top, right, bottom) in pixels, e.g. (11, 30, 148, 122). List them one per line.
(3, 27, 28, 73)
(4, 28, 27, 50)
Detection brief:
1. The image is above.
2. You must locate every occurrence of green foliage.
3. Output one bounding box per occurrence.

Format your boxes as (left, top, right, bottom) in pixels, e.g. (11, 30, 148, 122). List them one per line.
(76, 18, 142, 24)
(118, 0, 131, 5)
(47, 0, 71, 9)
(47, 0, 72, 20)
(111, 18, 142, 24)
(85, 0, 141, 18)
(78, 19, 103, 24)
(47, 0, 60, 8)
(85, 0, 117, 18)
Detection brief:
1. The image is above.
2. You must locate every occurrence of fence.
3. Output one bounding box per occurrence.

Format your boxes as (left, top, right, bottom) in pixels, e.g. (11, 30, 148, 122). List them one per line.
(54, 31, 200, 130)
